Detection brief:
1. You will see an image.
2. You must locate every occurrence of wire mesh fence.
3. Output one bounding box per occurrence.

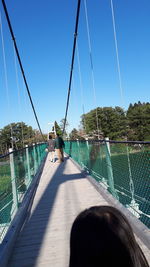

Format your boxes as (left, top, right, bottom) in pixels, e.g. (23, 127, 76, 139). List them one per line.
(64, 140, 150, 228)
(0, 143, 47, 242)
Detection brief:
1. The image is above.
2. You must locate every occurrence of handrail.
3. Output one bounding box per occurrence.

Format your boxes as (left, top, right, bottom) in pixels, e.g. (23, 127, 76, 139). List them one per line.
(66, 139, 150, 144)
(0, 142, 47, 159)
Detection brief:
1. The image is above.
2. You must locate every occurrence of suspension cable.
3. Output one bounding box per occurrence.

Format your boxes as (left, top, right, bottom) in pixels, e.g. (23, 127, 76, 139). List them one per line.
(62, 0, 81, 135)
(84, 0, 100, 139)
(68, 73, 76, 131)
(1, 0, 45, 141)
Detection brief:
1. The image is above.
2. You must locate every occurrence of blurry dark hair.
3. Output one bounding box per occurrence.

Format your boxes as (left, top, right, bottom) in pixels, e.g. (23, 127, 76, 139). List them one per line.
(56, 133, 59, 137)
(69, 206, 149, 267)
(49, 135, 52, 139)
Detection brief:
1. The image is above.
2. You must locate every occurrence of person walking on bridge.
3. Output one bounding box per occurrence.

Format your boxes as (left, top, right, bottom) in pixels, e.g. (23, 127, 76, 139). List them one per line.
(48, 134, 55, 162)
(55, 133, 65, 163)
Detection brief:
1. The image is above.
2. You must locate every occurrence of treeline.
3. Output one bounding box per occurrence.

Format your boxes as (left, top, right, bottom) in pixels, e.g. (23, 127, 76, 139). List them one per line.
(79, 101, 150, 141)
(0, 119, 66, 155)
(1, 102, 149, 154)
(0, 122, 47, 155)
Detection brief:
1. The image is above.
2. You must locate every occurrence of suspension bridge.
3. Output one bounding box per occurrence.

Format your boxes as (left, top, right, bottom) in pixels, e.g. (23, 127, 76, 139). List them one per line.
(0, 0, 150, 266)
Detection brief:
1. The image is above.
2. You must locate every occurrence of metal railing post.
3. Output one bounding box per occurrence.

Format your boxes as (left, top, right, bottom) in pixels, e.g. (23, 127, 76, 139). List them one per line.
(33, 143, 37, 175)
(25, 145, 31, 184)
(9, 148, 19, 217)
(76, 139, 81, 164)
(85, 137, 91, 173)
(86, 137, 90, 162)
(37, 143, 40, 167)
(105, 137, 118, 199)
(86, 137, 89, 150)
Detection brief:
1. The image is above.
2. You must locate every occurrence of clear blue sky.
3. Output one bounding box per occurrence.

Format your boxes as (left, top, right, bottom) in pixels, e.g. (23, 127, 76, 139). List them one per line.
(0, 0, 150, 134)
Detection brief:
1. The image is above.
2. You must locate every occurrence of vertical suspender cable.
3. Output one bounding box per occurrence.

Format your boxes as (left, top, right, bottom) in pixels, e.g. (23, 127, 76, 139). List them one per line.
(110, 0, 136, 205)
(0, 12, 10, 114)
(0, 12, 13, 150)
(110, 0, 124, 107)
(13, 45, 25, 147)
(62, 0, 81, 135)
(76, 42, 87, 133)
(1, 0, 45, 141)
(84, 0, 100, 139)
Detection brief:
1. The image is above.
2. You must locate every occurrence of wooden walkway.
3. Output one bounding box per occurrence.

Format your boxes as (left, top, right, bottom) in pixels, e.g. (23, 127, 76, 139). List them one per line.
(8, 154, 150, 266)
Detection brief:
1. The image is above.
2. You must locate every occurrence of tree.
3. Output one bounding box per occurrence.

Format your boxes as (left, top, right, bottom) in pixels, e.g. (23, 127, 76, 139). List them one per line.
(127, 102, 150, 140)
(0, 122, 45, 154)
(81, 106, 127, 140)
(69, 128, 84, 140)
(54, 121, 62, 136)
(81, 102, 150, 141)
(59, 118, 69, 136)
(0, 123, 29, 152)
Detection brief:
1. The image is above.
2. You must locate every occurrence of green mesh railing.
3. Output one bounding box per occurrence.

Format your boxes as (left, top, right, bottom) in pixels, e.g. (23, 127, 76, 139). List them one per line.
(0, 143, 47, 242)
(64, 140, 150, 228)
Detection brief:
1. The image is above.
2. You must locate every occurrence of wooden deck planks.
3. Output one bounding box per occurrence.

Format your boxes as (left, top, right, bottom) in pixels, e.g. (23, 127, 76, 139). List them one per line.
(8, 154, 149, 266)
